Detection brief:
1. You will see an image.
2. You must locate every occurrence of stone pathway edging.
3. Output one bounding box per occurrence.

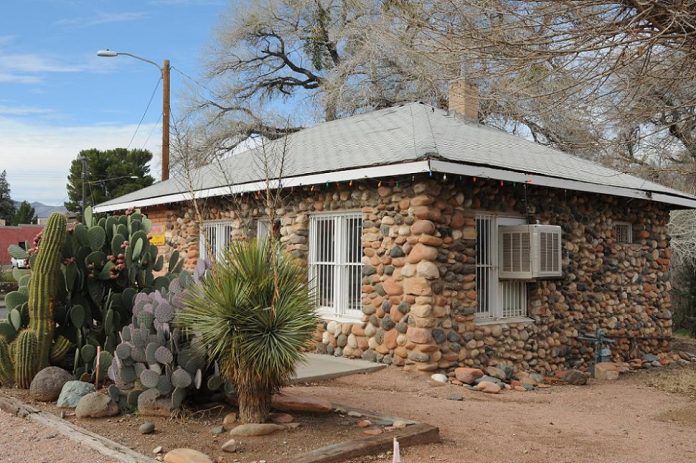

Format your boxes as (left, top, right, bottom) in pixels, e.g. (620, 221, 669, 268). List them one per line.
(286, 403, 439, 463)
(0, 392, 158, 463)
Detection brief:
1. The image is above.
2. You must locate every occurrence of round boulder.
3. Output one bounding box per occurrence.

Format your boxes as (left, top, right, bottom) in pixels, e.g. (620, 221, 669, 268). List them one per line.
(30, 367, 75, 402)
(75, 392, 120, 418)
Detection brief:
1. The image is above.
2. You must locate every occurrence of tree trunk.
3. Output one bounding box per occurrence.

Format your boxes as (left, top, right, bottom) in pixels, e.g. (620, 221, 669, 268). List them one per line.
(237, 385, 272, 423)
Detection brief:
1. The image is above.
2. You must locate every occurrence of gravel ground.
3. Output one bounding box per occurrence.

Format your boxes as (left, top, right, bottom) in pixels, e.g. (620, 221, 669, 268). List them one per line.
(0, 409, 116, 463)
(2, 355, 695, 463)
(298, 365, 696, 463)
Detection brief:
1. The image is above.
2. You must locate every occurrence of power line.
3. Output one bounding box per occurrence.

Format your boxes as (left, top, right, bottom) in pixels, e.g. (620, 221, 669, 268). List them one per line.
(127, 76, 162, 150)
(141, 112, 163, 150)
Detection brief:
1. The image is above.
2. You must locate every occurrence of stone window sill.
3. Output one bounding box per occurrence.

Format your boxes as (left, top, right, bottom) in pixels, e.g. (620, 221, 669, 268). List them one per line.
(475, 317, 535, 326)
(317, 309, 363, 324)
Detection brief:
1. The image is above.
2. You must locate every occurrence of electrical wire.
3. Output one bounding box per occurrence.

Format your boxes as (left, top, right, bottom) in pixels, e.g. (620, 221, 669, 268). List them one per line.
(127, 76, 162, 150)
(141, 112, 163, 150)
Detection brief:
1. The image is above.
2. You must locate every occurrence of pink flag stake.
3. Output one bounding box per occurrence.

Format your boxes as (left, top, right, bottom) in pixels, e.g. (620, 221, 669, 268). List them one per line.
(95, 346, 101, 389)
(392, 437, 401, 463)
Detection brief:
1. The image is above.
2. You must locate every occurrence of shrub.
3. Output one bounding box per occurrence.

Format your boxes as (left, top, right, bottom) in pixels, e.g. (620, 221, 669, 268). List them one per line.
(178, 240, 318, 423)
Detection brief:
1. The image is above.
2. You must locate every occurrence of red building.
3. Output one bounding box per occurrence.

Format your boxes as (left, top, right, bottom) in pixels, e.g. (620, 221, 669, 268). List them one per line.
(0, 224, 43, 265)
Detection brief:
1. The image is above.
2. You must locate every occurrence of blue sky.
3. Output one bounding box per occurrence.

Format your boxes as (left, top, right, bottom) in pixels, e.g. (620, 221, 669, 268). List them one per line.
(0, 0, 229, 205)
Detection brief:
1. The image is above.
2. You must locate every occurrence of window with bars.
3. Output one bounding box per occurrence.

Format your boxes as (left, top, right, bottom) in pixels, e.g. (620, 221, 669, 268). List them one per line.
(475, 214, 528, 321)
(308, 212, 363, 319)
(199, 221, 233, 262)
(613, 222, 632, 244)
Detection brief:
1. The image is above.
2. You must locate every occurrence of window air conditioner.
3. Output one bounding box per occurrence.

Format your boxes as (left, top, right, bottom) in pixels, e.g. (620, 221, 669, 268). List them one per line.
(498, 224, 562, 279)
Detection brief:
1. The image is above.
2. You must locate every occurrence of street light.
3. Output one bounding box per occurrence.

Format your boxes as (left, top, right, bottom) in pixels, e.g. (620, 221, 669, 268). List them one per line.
(96, 49, 170, 182)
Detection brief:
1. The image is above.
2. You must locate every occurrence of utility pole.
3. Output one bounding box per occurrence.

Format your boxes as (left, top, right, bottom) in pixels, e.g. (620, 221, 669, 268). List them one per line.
(162, 59, 170, 181)
(96, 50, 171, 182)
(80, 156, 87, 214)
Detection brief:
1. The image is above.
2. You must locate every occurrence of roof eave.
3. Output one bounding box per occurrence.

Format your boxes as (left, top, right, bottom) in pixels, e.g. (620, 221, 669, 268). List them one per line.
(93, 159, 696, 213)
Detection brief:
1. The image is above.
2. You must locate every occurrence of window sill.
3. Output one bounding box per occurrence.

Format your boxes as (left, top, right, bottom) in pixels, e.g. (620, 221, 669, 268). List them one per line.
(316, 310, 363, 324)
(475, 317, 534, 326)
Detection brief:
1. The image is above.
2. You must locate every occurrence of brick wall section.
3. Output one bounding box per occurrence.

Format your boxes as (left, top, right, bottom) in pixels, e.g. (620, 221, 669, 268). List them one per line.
(141, 175, 673, 375)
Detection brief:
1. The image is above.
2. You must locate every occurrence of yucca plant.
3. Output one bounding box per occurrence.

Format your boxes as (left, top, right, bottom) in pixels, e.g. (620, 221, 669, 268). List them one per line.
(178, 240, 318, 423)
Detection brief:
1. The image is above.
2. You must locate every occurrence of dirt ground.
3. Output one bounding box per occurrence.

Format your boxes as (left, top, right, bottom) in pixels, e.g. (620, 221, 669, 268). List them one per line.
(2, 337, 696, 463)
(0, 407, 115, 463)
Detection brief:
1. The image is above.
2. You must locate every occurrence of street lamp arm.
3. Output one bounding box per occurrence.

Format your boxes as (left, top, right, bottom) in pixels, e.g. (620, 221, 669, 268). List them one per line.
(114, 52, 162, 72)
(96, 49, 162, 72)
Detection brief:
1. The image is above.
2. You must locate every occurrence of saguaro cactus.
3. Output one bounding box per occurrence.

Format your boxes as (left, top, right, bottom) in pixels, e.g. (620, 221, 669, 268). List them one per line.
(28, 213, 67, 371)
(14, 330, 38, 388)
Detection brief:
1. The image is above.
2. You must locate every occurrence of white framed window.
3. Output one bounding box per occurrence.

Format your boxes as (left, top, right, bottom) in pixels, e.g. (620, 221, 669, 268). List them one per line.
(200, 221, 233, 262)
(308, 212, 363, 319)
(257, 218, 270, 242)
(613, 222, 632, 244)
(476, 214, 528, 321)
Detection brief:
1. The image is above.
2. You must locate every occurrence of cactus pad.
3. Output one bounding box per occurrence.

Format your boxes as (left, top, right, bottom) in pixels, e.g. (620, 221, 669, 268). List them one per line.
(140, 369, 160, 389)
(115, 342, 132, 360)
(171, 368, 192, 389)
(157, 374, 172, 395)
(154, 346, 173, 365)
(171, 386, 186, 409)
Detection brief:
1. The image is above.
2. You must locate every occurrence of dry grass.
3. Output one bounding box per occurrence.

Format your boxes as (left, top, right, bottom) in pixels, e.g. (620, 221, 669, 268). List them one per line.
(644, 365, 696, 398)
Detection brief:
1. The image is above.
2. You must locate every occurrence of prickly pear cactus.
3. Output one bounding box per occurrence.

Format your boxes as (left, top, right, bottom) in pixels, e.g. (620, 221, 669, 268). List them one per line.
(110, 270, 223, 410)
(57, 206, 183, 377)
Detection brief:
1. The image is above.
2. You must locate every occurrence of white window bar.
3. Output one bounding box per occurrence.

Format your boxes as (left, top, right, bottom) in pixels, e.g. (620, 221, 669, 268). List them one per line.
(199, 221, 233, 262)
(613, 222, 632, 244)
(476, 214, 527, 321)
(309, 212, 363, 318)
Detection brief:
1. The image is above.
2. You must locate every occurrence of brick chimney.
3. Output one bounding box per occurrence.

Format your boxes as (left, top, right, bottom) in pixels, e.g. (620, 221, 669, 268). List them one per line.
(448, 79, 479, 121)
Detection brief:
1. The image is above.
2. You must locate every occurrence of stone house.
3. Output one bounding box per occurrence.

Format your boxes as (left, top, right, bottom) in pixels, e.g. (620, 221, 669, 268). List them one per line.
(95, 88, 696, 375)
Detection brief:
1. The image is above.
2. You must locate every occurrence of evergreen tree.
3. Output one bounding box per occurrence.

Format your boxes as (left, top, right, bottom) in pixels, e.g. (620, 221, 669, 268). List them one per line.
(0, 170, 15, 224)
(64, 148, 155, 214)
(12, 201, 37, 225)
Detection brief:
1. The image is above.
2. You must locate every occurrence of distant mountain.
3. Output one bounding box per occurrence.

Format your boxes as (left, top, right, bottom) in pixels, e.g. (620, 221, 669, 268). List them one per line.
(13, 201, 67, 218)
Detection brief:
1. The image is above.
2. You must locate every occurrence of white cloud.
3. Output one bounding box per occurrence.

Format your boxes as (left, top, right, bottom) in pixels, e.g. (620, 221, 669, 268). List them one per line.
(0, 72, 42, 84)
(0, 105, 53, 115)
(54, 11, 148, 28)
(0, 117, 161, 205)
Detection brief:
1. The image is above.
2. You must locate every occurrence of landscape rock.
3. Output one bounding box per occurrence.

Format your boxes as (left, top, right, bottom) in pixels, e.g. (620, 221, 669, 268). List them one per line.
(270, 412, 294, 424)
(211, 426, 225, 435)
(474, 375, 504, 387)
(222, 412, 237, 427)
(363, 428, 383, 436)
(164, 448, 213, 463)
(595, 362, 620, 381)
(430, 373, 448, 384)
(485, 366, 507, 381)
(475, 381, 502, 394)
(563, 369, 588, 385)
(139, 422, 156, 434)
(357, 420, 372, 428)
(57, 381, 95, 408)
(75, 392, 119, 418)
(454, 367, 484, 384)
(138, 390, 175, 417)
(153, 446, 163, 454)
(447, 394, 464, 401)
(221, 439, 240, 453)
(229, 423, 285, 437)
(272, 392, 332, 413)
(30, 367, 74, 402)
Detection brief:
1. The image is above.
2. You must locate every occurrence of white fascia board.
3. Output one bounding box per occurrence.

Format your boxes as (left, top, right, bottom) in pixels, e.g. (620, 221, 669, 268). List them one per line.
(429, 160, 696, 209)
(94, 158, 696, 213)
(93, 161, 431, 213)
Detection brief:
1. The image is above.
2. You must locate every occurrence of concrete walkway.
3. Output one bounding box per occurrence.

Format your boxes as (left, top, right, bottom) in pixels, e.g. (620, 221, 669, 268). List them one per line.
(292, 353, 385, 383)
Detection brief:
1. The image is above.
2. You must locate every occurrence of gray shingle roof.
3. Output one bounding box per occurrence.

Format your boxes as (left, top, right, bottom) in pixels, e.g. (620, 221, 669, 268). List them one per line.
(95, 102, 696, 210)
